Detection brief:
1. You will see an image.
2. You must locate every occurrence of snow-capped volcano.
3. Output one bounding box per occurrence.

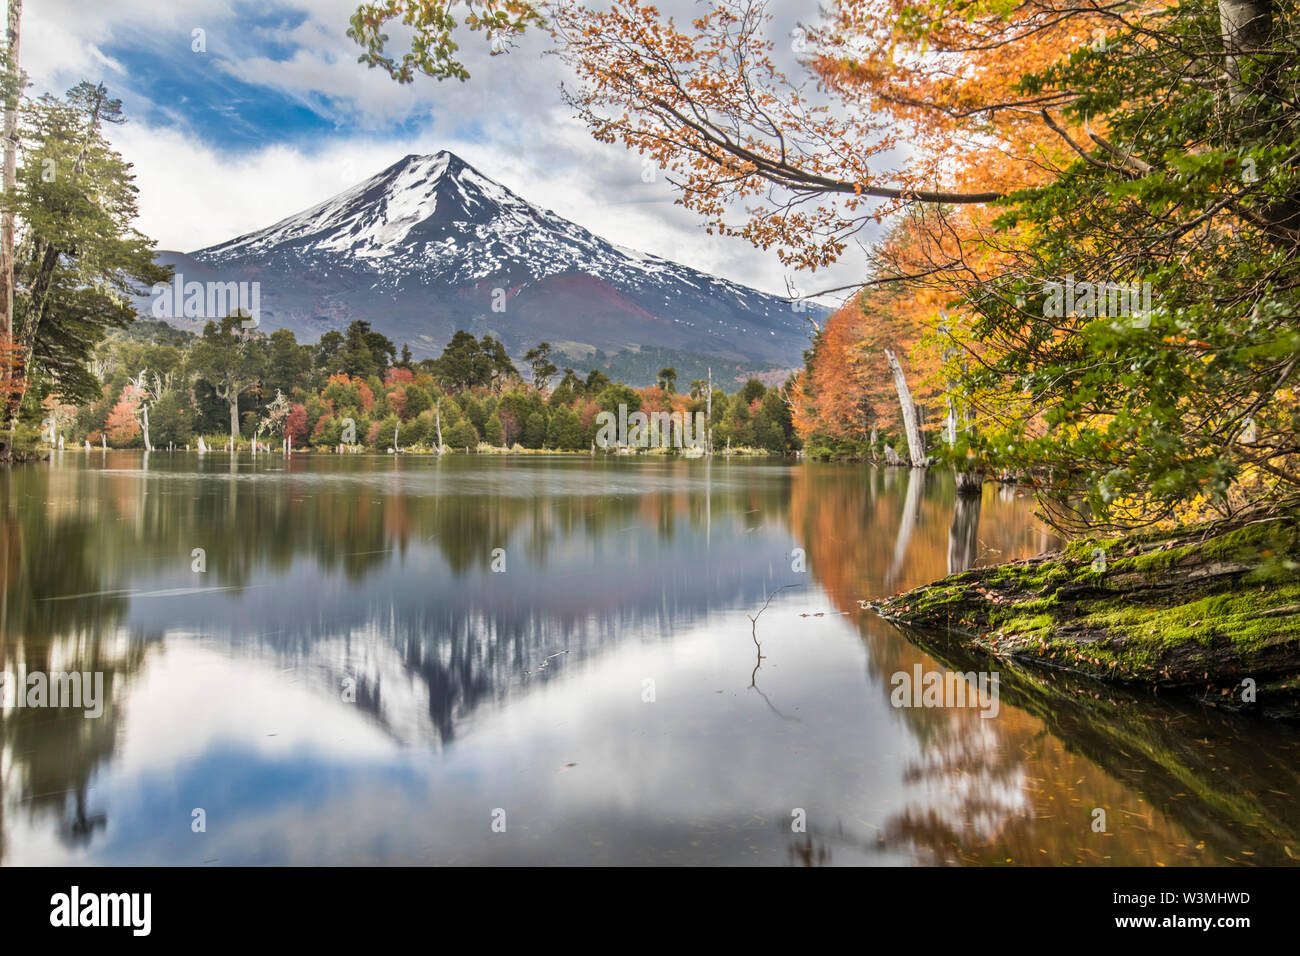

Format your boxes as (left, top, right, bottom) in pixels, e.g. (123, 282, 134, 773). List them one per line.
(152, 152, 817, 378)
(205, 152, 542, 263)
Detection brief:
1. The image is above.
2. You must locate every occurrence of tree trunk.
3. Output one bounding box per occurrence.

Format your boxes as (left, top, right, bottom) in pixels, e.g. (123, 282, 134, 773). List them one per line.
(0, 0, 20, 345)
(946, 395, 984, 495)
(0, 0, 21, 455)
(140, 403, 151, 452)
(435, 399, 444, 453)
(706, 367, 713, 456)
(1219, 0, 1273, 105)
(884, 348, 926, 467)
(228, 398, 238, 448)
(1217, 0, 1299, 236)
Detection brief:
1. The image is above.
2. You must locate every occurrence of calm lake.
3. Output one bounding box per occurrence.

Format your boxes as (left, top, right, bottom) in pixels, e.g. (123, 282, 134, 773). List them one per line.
(1, 453, 1297, 865)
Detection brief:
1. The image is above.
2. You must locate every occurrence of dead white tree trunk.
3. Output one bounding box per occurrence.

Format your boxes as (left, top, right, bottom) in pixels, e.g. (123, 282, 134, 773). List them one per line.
(130, 371, 154, 452)
(435, 399, 444, 454)
(884, 348, 926, 467)
(705, 367, 713, 456)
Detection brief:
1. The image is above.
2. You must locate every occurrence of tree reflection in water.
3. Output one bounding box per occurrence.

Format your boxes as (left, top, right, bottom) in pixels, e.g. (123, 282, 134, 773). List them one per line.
(0, 454, 1295, 865)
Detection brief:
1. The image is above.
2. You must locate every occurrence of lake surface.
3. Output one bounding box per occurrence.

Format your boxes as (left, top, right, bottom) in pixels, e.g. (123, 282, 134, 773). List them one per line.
(1, 452, 1297, 865)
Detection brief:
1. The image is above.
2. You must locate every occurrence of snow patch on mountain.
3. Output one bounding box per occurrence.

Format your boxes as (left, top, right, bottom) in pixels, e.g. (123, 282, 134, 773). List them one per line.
(184, 151, 817, 369)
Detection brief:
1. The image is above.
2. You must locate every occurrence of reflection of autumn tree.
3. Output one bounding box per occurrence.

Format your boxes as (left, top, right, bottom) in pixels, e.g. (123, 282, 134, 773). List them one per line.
(787, 834, 831, 868)
(786, 465, 1052, 606)
(784, 466, 1300, 865)
(884, 632, 1300, 866)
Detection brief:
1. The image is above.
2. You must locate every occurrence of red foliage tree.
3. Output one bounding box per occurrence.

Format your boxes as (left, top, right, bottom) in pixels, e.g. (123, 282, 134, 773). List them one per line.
(105, 384, 143, 447)
(285, 404, 308, 444)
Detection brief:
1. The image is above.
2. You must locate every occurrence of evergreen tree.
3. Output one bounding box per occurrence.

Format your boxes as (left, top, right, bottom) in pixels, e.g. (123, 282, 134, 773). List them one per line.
(5, 82, 167, 449)
(483, 412, 504, 446)
(188, 315, 268, 445)
(150, 390, 193, 446)
(446, 418, 478, 449)
(340, 319, 395, 379)
(315, 330, 345, 377)
(523, 341, 558, 391)
(266, 328, 312, 398)
(547, 406, 584, 450)
(522, 410, 547, 449)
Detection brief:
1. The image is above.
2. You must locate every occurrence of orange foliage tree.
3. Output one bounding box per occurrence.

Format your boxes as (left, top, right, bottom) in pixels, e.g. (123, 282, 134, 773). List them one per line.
(105, 384, 143, 447)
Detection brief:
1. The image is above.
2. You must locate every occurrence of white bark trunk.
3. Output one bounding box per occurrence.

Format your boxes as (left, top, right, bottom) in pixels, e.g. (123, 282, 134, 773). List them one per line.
(1219, 0, 1272, 104)
(706, 367, 713, 456)
(884, 348, 926, 467)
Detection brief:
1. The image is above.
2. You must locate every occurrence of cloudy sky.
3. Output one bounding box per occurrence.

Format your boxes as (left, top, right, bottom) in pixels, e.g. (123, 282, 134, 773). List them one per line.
(28, 0, 882, 301)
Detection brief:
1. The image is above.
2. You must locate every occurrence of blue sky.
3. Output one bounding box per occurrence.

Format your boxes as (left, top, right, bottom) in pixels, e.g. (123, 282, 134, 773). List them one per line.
(27, 0, 877, 300)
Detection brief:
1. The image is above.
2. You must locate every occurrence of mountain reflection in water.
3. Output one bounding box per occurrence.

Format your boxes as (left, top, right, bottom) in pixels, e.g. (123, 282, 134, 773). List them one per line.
(0, 454, 1297, 865)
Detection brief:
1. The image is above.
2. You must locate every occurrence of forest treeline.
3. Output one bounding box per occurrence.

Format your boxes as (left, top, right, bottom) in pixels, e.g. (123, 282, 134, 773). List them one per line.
(49, 317, 798, 454)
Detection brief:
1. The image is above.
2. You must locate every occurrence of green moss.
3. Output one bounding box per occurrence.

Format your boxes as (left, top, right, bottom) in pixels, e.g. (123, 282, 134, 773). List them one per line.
(998, 612, 1054, 637)
(877, 511, 1300, 689)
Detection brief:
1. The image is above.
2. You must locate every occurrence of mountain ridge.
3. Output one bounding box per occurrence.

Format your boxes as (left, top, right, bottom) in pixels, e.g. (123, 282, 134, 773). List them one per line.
(143, 151, 819, 383)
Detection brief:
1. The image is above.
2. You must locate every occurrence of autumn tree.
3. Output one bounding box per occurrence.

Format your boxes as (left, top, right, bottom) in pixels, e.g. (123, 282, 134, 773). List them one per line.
(104, 382, 142, 447)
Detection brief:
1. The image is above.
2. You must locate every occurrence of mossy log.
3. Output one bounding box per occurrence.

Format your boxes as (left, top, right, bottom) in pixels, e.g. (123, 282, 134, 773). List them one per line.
(869, 515, 1300, 718)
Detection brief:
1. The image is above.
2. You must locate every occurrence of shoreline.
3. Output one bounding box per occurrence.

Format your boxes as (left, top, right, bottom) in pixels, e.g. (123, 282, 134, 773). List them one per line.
(867, 514, 1300, 719)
